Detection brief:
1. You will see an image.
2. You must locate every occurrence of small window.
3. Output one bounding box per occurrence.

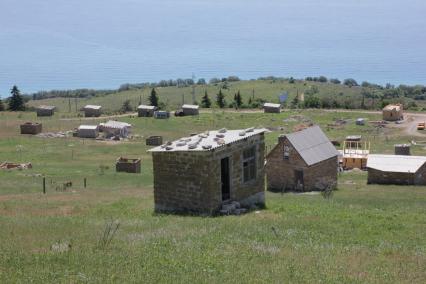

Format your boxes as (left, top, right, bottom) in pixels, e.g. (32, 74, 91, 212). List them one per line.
(283, 146, 290, 160)
(243, 146, 256, 182)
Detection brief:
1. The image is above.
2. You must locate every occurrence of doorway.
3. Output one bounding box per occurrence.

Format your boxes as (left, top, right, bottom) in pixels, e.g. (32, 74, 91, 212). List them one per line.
(294, 169, 304, 190)
(221, 157, 231, 201)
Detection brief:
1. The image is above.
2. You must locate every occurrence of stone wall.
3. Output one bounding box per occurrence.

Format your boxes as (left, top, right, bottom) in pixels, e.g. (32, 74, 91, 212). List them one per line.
(116, 158, 141, 173)
(368, 164, 426, 185)
(266, 136, 338, 191)
(84, 109, 102, 117)
(20, 123, 42, 135)
(152, 132, 265, 214)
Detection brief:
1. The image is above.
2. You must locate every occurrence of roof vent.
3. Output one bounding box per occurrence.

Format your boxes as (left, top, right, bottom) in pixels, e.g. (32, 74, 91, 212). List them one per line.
(239, 131, 246, 136)
(202, 145, 212, 150)
(218, 128, 227, 133)
(216, 133, 225, 138)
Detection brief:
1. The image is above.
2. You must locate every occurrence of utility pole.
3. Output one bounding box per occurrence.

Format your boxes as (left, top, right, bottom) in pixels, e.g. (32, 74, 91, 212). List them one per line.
(192, 73, 196, 103)
(68, 98, 71, 112)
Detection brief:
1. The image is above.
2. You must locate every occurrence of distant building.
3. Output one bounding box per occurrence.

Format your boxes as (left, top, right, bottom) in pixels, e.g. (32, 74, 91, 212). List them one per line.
(266, 126, 339, 191)
(83, 105, 102, 117)
(149, 128, 266, 215)
(20, 122, 42, 135)
(154, 110, 170, 119)
(182, 104, 199, 116)
(77, 125, 99, 138)
(263, 103, 281, 113)
(341, 137, 370, 170)
(116, 157, 141, 173)
(138, 105, 157, 117)
(355, 118, 365, 126)
(383, 104, 403, 121)
(36, 105, 56, 117)
(367, 154, 426, 185)
(99, 120, 131, 138)
(146, 136, 163, 146)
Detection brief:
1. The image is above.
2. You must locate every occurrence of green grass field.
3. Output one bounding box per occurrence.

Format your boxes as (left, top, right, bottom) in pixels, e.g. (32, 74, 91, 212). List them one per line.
(0, 109, 425, 283)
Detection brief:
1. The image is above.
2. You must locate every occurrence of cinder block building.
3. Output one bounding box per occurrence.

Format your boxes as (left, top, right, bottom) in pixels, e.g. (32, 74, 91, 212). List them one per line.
(83, 105, 102, 117)
(266, 126, 339, 191)
(263, 103, 281, 113)
(138, 105, 157, 117)
(20, 122, 42, 135)
(149, 128, 266, 214)
(36, 105, 56, 117)
(367, 154, 426, 185)
(182, 104, 199, 116)
(383, 104, 403, 121)
(77, 125, 99, 138)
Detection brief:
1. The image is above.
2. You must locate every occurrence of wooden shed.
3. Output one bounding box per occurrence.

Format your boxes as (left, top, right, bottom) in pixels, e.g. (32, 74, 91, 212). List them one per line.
(138, 105, 158, 117)
(367, 154, 426, 185)
(149, 128, 266, 215)
(116, 157, 141, 173)
(182, 104, 199, 116)
(83, 105, 102, 117)
(20, 122, 42, 135)
(263, 103, 281, 113)
(36, 105, 56, 117)
(266, 126, 339, 191)
(77, 125, 99, 138)
(382, 104, 403, 121)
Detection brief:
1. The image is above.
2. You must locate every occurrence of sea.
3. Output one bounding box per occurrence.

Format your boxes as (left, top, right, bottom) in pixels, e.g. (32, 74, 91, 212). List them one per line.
(0, 0, 425, 96)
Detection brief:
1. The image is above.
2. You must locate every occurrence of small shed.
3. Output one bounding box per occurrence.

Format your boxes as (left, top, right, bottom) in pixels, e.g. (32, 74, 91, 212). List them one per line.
(263, 103, 281, 113)
(36, 105, 56, 117)
(78, 125, 99, 138)
(182, 104, 199, 116)
(146, 136, 163, 146)
(367, 154, 426, 185)
(383, 104, 403, 121)
(116, 157, 141, 173)
(138, 105, 157, 117)
(149, 128, 266, 215)
(20, 122, 42, 135)
(266, 126, 339, 192)
(395, 144, 411, 156)
(83, 105, 102, 117)
(99, 120, 131, 138)
(154, 110, 170, 119)
(356, 118, 365, 126)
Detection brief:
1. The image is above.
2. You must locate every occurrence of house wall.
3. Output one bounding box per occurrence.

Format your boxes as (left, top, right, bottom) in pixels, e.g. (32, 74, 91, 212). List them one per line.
(36, 109, 54, 117)
(152, 133, 265, 214)
(116, 159, 141, 173)
(182, 108, 199, 116)
(383, 109, 403, 121)
(266, 137, 338, 191)
(367, 168, 415, 185)
(138, 109, 154, 117)
(20, 123, 42, 135)
(78, 129, 98, 138)
(264, 106, 280, 113)
(84, 109, 102, 117)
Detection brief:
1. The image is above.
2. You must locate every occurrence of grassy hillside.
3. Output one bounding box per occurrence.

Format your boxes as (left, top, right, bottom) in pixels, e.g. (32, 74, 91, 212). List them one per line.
(0, 110, 425, 282)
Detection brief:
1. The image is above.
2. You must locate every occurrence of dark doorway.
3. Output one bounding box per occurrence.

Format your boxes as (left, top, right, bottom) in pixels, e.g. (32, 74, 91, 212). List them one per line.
(221, 157, 231, 201)
(294, 169, 304, 190)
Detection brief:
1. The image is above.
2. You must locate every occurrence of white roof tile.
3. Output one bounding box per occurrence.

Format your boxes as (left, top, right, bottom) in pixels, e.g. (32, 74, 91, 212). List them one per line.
(138, 105, 157, 110)
(263, 103, 281, 108)
(182, 104, 199, 110)
(84, 105, 102, 110)
(367, 154, 426, 173)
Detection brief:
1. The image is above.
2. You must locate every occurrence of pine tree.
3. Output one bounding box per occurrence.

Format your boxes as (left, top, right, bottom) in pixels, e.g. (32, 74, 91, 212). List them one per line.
(148, 88, 159, 107)
(0, 98, 4, 111)
(234, 90, 242, 108)
(8, 85, 25, 111)
(216, 89, 226, 108)
(201, 91, 211, 108)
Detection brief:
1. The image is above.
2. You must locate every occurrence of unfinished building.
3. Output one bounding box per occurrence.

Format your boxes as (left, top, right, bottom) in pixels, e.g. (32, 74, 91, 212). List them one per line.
(83, 105, 102, 117)
(138, 105, 157, 117)
(266, 126, 339, 191)
(36, 105, 56, 117)
(382, 104, 403, 121)
(20, 122, 42, 135)
(340, 137, 370, 170)
(263, 103, 281, 113)
(367, 154, 426, 185)
(149, 128, 266, 215)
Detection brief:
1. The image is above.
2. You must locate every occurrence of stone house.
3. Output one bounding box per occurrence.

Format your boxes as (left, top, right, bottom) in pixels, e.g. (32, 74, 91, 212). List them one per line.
(382, 104, 403, 121)
(83, 105, 102, 117)
(149, 128, 266, 215)
(367, 154, 426, 185)
(36, 105, 56, 117)
(263, 103, 281, 113)
(182, 104, 199, 116)
(266, 126, 339, 191)
(138, 105, 157, 117)
(20, 122, 42, 135)
(116, 157, 141, 173)
(77, 125, 99, 138)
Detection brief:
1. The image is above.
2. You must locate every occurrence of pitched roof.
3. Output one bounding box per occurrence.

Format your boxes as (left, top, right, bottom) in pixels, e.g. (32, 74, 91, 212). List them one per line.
(285, 126, 339, 166)
(263, 103, 281, 108)
(367, 154, 426, 173)
(182, 104, 199, 110)
(149, 128, 266, 152)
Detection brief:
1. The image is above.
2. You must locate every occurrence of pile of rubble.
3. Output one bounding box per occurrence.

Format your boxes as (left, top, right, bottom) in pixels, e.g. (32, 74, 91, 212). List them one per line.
(36, 131, 73, 138)
(219, 201, 248, 215)
(0, 162, 32, 170)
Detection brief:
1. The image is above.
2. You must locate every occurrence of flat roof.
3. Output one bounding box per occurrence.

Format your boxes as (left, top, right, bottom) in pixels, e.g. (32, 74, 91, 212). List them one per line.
(78, 125, 98, 130)
(149, 128, 266, 152)
(100, 120, 132, 129)
(182, 104, 199, 109)
(84, 105, 102, 110)
(36, 105, 56, 110)
(263, 103, 281, 108)
(383, 104, 402, 111)
(138, 105, 157, 110)
(367, 154, 426, 173)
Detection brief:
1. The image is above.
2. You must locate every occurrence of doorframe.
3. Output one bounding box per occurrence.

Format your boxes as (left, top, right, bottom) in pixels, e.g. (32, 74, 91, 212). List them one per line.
(220, 156, 232, 202)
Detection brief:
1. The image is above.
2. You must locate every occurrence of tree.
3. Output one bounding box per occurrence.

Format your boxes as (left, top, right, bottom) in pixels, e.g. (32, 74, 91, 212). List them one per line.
(121, 99, 132, 112)
(148, 88, 159, 107)
(216, 89, 226, 108)
(197, 78, 206, 85)
(234, 90, 242, 109)
(330, 78, 341, 84)
(8, 85, 25, 111)
(0, 98, 4, 111)
(201, 91, 211, 108)
(343, 78, 359, 87)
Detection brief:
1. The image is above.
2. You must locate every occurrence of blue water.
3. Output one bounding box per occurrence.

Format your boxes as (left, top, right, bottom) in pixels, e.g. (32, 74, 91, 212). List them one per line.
(0, 0, 425, 96)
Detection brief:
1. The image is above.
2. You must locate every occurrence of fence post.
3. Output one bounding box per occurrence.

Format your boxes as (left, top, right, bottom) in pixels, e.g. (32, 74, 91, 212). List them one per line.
(84, 178, 87, 188)
(43, 177, 46, 194)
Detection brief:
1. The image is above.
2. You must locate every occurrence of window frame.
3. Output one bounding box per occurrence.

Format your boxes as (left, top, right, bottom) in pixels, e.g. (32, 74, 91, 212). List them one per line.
(242, 146, 257, 183)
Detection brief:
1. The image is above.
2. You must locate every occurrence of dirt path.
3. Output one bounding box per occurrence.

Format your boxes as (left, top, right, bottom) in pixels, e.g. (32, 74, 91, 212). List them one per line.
(59, 112, 137, 121)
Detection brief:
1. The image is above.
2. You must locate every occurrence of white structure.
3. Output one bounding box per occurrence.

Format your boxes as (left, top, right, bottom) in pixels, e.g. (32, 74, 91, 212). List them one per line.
(83, 105, 102, 117)
(99, 121, 132, 138)
(138, 105, 157, 117)
(263, 103, 281, 113)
